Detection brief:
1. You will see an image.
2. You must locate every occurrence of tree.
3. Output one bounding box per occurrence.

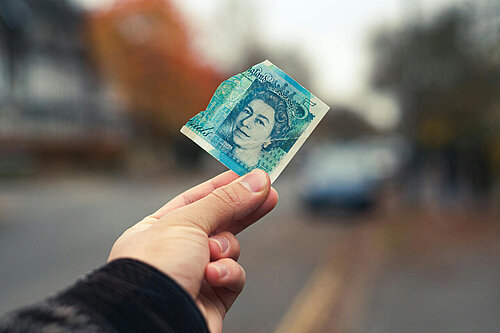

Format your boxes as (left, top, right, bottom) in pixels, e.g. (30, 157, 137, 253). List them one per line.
(371, 7, 500, 200)
(372, 8, 499, 148)
(313, 106, 378, 141)
(85, 0, 222, 140)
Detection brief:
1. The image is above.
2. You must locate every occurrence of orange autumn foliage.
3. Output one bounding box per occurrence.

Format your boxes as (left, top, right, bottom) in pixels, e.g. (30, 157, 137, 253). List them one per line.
(85, 0, 221, 138)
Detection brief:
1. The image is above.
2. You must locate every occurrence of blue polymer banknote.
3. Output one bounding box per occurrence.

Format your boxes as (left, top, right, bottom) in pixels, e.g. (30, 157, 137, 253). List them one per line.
(181, 60, 330, 183)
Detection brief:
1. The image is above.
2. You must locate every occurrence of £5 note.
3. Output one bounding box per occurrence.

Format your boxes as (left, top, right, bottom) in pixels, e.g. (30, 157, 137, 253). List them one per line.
(181, 60, 330, 183)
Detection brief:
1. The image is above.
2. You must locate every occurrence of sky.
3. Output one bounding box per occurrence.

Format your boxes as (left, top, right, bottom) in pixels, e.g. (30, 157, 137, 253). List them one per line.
(73, 0, 466, 129)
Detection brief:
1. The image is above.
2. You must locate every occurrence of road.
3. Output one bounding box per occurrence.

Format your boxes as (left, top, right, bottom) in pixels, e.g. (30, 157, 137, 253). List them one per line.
(2, 169, 498, 333)
(0, 169, 347, 332)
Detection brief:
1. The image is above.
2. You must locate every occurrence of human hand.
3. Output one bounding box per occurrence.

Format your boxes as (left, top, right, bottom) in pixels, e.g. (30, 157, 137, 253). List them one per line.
(108, 169, 278, 333)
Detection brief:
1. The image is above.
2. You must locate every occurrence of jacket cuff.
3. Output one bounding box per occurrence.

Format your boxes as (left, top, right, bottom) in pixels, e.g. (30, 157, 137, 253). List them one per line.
(57, 258, 209, 333)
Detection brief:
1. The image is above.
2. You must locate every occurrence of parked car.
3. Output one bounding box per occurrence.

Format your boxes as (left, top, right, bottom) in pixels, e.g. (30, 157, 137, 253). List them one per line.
(299, 138, 406, 213)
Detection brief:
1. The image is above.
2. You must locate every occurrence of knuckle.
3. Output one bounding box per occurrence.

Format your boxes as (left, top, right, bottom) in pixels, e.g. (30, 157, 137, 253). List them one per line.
(231, 239, 241, 260)
(236, 265, 246, 290)
(220, 231, 239, 246)
(240, 266, 246, 283)
(212, 231, 240, 260)
(212, 185, 244, 210)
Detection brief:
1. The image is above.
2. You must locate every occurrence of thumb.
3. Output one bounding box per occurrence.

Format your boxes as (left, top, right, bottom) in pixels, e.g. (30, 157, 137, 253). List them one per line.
(164, 169, 271, 234)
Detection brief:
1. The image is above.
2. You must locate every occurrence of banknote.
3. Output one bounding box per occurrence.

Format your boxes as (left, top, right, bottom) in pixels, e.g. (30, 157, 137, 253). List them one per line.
(181, 60, 330, 183)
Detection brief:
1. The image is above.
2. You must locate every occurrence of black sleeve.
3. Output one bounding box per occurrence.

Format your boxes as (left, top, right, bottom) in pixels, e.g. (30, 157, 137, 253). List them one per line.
(0, 259, 209, 333)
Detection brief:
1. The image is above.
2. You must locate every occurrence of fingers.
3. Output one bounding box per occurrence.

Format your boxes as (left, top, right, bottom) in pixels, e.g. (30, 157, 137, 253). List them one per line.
(217, 187, 279, 235)
(205, 258, 246, 311)
(208, 231, 240, 261)
(205, 258, 245, 292)
(164, 169, 271, 235)
(152, 171, 239, 219)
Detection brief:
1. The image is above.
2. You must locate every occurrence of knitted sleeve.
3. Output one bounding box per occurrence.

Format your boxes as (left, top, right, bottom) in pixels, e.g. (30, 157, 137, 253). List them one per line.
(0, 259, 209, 333)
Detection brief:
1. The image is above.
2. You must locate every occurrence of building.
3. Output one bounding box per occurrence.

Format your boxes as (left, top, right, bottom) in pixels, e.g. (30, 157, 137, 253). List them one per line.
(0, 0, 129, 173)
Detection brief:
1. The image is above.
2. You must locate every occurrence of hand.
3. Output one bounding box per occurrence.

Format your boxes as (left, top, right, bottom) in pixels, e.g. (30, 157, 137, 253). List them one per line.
(108, 169, 279, 333)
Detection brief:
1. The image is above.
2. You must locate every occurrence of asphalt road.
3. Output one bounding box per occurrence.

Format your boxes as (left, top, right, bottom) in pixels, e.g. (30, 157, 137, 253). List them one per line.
(2, 169, 497, 333)
(361, 229, 500, 333)
(0, 169, 345, 332)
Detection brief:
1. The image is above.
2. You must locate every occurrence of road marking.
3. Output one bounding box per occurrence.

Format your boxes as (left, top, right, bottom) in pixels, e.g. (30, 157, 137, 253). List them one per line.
(274, 226, 385, 333)
(274, 236, 354, 333)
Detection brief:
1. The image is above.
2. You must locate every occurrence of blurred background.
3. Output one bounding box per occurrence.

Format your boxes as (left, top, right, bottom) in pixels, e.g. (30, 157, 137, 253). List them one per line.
(0, 0, 499, 332)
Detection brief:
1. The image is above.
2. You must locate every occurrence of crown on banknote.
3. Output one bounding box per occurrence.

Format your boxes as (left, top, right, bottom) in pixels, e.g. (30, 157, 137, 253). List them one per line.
(252, 80, 315, 143)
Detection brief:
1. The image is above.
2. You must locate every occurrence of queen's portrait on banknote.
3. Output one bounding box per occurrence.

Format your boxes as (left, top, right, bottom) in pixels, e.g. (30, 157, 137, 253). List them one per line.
(181, 60, 330, 183)
(217, 85, 290, 168)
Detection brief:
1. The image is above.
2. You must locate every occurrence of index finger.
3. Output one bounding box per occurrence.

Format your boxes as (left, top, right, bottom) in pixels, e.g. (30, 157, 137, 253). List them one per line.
(152, 170, 239, 219)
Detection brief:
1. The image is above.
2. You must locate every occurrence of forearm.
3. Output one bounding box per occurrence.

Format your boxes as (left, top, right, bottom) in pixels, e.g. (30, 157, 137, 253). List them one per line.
(0, 259, 208, 333)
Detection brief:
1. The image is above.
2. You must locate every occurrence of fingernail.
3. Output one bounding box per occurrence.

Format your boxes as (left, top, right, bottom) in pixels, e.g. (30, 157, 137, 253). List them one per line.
(240, 169, 267, 192)
(214, 263, 229, 278)
(212, 236, 229, 254)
